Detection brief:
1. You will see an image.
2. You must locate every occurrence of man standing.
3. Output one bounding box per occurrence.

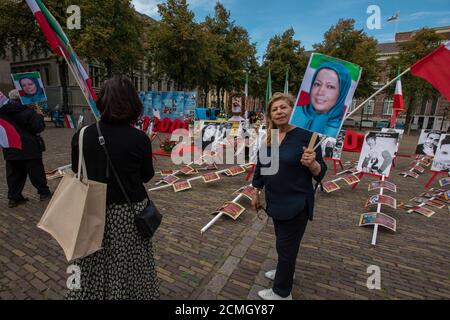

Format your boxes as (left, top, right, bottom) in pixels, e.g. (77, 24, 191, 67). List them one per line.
(0, 90, 51, 208)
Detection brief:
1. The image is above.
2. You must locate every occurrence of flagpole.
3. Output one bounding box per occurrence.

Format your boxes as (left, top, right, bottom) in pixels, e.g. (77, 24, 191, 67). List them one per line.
(313, 68, 411, 151)
(58, 45, 99, 121)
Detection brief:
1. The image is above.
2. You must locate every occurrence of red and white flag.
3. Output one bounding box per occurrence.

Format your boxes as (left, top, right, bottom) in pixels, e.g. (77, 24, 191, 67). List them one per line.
(411, 41, 450, 101)
(390, 73, 404, 128)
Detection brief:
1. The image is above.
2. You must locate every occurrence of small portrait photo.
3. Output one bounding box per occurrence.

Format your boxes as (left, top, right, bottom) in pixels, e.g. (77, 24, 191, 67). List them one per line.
(415, 129, 443, 157)
(368, 181, 397, 193)
(320, 131, 345, 160)
(202, 172, 221, 184)
(161, 175, 180, 185)
(431, 135, 450, 173)
(228, 166, 246, 176)
(410, 164, 425, 174)
(365, 195, 397, 209)
(289, 53, 362, 138)
(359, 212, 396, 232)
(201, 121, 232, 151)
(412, 206, 435, 218)
(172, 180, 192, 193)
(233, 186, 257, 201)
(179, 165, 195, 175)
(357, 132, 399, 177)
(231, 96, 242, 114)
(160, 170, 175, 176)
(214, 202, 246, 220)
(400, 170, 419, 179)
(342, 174, 360, 185)
(322, 180, 340, 193)
(11, 72, 48, 106)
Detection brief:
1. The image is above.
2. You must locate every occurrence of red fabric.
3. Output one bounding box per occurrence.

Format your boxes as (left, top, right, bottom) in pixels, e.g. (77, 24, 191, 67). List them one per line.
(142, 116, 151, 132)
(0, 119, 22, 149)
(296, 90, 310, 106)
(411, 43, 450, 101)
(159, 118, 172, 133)
(343, 130, 364, 152)
(390, 109, 401, 128)
(32, 10, 62, 56)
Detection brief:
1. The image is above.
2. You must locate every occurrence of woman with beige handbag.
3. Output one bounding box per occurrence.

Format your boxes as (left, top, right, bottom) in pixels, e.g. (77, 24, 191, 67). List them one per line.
(66, 76, 159, 300)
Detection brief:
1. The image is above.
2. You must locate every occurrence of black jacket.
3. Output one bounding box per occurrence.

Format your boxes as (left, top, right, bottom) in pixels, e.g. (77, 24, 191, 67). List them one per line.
(0, 100, 45, 161)
(71, 121, 155, 205)
(252, 127, 327, 221)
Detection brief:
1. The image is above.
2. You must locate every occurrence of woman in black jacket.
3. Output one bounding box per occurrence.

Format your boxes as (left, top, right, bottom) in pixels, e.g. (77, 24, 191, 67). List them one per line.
(251, 93, 327, 300)
(67, 76, 158, 300)
(0, 90, 51, 207)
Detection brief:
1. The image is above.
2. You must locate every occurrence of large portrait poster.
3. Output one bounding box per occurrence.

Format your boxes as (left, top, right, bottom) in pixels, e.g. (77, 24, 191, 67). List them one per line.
(357, 132, 399, 177)
(184, 92, 197, 117)
(201, 121, 233, 151)
(321, 130, 345, 160)
(431, 134, 450, 172)
(161, 92, 174, 119)
(11, 72, 48, 106)
(381, 128, 404, 152)
(172, 91, 185, 119)
(152, 91, 162, 118)
(415, 129, 443, 157)
(289, 53, 362, 138)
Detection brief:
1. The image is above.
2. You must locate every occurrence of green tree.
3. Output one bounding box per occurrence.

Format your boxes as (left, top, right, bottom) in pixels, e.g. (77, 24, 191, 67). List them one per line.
(203, 2, 258, 110)
(387, 28, 442, 131)
(261, 27, 308, 95)
(313, 19, 379, 98)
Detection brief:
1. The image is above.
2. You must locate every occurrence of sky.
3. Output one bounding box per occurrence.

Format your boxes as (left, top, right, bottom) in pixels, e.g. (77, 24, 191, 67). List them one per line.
(132, 0, 450, 62)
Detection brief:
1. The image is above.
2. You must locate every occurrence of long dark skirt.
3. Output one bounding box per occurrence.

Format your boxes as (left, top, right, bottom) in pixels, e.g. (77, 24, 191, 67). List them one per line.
(66, 200, 160, 300)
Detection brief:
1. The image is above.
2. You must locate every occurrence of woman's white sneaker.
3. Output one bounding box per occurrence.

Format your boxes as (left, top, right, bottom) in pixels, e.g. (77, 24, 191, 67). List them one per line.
(257, 288, 292, 300)
(264, 270, 295, 281)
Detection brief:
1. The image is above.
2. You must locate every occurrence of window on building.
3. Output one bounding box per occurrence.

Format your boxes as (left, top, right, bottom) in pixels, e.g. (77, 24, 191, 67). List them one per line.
(347, 99, 357, 114)
(363, 100, 374, 115)
(430, 97, 438, 115)
(383, 98, 393, 116)
(89, 65, 104, 88)
(420, 97, 427, 115)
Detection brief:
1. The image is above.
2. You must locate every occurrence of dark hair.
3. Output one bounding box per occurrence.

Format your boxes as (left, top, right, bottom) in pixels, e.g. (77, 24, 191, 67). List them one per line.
(97, 76, 142, 124)
(441, 135, 450, 146)
(366, 133, 377, 142)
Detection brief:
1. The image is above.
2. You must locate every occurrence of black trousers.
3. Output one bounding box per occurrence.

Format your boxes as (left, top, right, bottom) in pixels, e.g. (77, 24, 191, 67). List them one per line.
(6, 159, 50, 201)
(272, 210, 309, 297)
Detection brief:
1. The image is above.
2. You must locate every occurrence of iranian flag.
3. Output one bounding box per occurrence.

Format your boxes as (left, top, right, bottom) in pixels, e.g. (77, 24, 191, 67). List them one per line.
(25, 0, 100, 118)
(64, 114, 76, 129)
(390, 69, 404, 128)
(0, 119, 22, 149)
(296, 53, 362, 111)
(411, 41, 450, 101)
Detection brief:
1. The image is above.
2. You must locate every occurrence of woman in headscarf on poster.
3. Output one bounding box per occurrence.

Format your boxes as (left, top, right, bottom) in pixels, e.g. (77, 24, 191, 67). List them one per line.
(290, 61, 351, 138)
(18, 76, 47, 106)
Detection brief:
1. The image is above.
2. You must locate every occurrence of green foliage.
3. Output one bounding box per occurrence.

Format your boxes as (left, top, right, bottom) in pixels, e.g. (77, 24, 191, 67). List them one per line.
(261, 27, 308, 95)
(313, 19, 379, 98)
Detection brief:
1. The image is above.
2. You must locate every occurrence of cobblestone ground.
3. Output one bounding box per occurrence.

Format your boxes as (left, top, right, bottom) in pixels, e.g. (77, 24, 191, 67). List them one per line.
(0, 126, 449, 300)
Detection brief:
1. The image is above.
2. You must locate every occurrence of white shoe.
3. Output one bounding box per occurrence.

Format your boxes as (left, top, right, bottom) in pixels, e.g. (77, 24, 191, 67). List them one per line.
(264, 270, 295, 281)
(258, 288, 292, 300)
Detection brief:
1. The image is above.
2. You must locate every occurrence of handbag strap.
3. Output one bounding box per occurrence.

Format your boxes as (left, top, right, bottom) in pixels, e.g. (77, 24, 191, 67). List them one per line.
(77, 126, 88, 181)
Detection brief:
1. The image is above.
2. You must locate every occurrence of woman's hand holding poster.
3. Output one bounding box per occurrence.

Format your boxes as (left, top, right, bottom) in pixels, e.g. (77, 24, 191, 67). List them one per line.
(289, 53, 362, 138)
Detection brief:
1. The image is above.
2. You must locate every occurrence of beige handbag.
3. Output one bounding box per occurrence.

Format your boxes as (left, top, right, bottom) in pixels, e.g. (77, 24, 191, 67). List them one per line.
(38, 126, 107, 262)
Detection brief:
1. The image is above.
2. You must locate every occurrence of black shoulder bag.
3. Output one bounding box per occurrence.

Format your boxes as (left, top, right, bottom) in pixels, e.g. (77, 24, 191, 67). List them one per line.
(95, 122, 162, 239)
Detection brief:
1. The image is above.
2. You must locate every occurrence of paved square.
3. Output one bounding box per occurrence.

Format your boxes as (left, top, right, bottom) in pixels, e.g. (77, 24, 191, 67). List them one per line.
(0, 127, 449, 300)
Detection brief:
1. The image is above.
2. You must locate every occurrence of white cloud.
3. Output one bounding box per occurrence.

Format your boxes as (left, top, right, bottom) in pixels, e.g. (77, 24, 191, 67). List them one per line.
(401, 11, 450, 22)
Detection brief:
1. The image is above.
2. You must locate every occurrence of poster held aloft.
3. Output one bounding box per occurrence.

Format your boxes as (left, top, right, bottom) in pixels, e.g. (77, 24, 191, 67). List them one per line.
(289, 53, 362, 139)
(11, 72, 48, 107)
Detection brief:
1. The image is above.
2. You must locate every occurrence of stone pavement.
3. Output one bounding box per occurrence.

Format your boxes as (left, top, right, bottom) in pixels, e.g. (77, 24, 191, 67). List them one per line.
(0, 127, 449, 300)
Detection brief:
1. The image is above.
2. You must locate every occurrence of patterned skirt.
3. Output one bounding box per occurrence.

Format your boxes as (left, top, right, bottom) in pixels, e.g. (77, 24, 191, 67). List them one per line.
(66, 200, 160, 300)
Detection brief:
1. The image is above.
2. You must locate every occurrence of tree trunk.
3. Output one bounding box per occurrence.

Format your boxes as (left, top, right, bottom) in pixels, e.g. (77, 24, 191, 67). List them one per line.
(217, 85, 221, 111)
(58, 58, 70, 114)
(203, 84, 209, 108)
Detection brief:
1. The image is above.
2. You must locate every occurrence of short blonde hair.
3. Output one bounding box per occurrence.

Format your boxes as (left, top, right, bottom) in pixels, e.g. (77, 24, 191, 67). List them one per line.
(265, 92, 295, 145)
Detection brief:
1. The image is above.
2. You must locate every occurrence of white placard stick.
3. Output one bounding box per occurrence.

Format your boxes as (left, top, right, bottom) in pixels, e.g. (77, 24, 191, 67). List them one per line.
(201, 192, 247, 234)
(371, 176, 385, 246)
(314, 68, 412, 151)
